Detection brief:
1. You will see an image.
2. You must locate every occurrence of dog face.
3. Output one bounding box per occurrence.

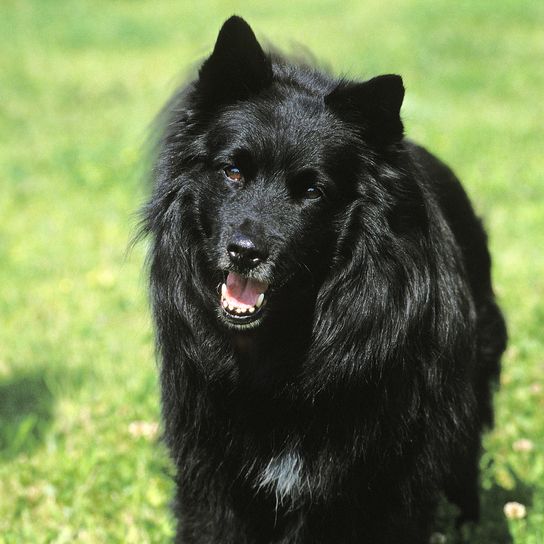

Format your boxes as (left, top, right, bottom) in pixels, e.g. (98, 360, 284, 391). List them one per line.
(150, 17, 405, 332)
(198, 93, 357, 330)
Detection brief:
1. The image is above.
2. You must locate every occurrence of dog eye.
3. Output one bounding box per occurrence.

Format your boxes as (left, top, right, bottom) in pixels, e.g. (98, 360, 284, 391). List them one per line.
(291, 169, 323, 201)
(223, 165, 243, 183)
(303, 186, 323, 200)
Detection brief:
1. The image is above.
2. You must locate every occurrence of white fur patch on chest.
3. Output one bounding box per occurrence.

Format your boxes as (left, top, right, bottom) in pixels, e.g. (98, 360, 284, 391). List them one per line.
(257, 451, 304, 504)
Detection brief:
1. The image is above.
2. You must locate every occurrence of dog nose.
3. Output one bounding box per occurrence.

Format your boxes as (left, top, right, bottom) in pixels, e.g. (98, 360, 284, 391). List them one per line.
(227, 233, 267, 269)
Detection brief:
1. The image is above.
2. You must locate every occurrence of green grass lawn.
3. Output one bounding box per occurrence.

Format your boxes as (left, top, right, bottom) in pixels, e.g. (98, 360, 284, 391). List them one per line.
(1, 0, 543, 542)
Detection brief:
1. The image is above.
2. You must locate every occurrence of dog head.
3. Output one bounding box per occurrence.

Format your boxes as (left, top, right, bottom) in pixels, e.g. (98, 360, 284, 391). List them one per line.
(147, 17, 409, 332)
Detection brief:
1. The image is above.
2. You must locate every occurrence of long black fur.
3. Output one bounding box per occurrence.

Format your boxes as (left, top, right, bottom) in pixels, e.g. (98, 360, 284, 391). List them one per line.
(142, 16, 507, 544)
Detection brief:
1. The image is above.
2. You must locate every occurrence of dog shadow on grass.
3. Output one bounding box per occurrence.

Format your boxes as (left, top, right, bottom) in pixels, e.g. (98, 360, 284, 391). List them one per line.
(0, 370, 55, 459)
(0, 366, 84, 460)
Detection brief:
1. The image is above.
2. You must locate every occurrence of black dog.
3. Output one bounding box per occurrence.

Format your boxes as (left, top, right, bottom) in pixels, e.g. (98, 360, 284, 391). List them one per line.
(142, 16, 506, 543)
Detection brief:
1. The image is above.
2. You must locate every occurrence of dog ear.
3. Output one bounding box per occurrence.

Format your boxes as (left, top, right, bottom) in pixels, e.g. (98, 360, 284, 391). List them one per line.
(198, 16, 273, 106)
(325, 75, 405, 147)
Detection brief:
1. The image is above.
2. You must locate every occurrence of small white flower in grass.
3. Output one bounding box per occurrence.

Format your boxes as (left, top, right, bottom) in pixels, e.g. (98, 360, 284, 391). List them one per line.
(26, 485, 42, 503)
(503, 501, 527, 520)
(513, 438, 534, 452)
(429, 532, 447, 544)
(530, 383, 542, 395)
(128, 421, 159, 440)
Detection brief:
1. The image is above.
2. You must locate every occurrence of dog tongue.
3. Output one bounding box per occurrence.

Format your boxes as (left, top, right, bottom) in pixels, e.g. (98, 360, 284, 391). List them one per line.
(225, 272, 268, 308)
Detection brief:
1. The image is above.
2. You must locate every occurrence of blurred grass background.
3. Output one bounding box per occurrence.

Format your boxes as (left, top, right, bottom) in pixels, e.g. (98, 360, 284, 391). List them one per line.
(0, 0, 543, 542)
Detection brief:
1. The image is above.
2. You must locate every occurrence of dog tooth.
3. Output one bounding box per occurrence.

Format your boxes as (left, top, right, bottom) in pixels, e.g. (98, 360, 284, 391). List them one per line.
(235, 307, 243, 314)
(248, 307, 255, 313)
(222, 300, 228, 308)
(221, 283, 227, 297)
(256, 293, 264, 308)
(228, 304, 234, 312)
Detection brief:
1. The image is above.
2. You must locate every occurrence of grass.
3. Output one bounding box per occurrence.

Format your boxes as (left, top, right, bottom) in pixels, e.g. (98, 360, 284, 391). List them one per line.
(0, 0, 543, 542)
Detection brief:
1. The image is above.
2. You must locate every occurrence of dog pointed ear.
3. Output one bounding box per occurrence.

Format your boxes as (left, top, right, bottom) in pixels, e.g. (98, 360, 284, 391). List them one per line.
(198, 16, 273, 106)
(325, 75, 405, 147)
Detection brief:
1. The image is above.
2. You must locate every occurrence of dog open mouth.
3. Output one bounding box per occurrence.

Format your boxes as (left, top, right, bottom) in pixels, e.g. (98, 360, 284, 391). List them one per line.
(220, 271, 269, 325)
